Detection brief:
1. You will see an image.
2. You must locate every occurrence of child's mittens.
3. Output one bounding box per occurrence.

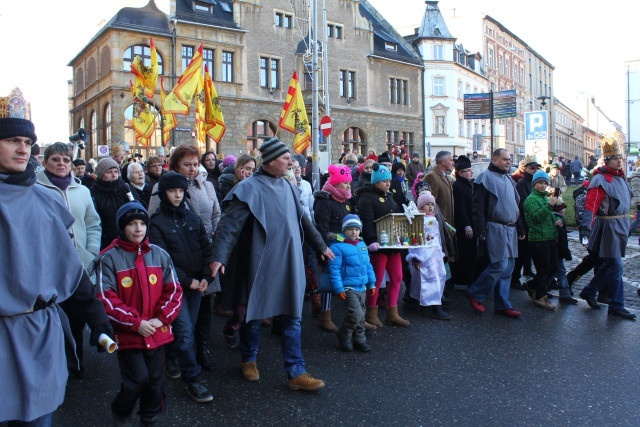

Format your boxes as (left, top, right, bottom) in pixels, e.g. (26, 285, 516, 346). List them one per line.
(368, 242, 380, 252)
(338, 292, 347, 301)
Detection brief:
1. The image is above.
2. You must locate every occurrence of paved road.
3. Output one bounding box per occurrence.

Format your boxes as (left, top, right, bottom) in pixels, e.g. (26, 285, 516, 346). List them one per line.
(55, 235, 640, 426)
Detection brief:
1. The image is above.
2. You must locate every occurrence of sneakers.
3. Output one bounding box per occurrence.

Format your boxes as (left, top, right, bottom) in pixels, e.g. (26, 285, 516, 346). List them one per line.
(608, 307, 637, 320)
(241, 361, 260, 382)
(287, 372, 325, 391)
(534, 296, 556, 310)
(494, 308, 521, 318)
(165, 357, 181, 379)
(467, 295, 485, 313)
(196, 347, 215, 371)
(186, 377, 214, 403)
(579, 290, 601, 310)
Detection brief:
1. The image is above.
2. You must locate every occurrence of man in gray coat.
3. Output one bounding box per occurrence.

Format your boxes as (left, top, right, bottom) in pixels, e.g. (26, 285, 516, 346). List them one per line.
(211, 137, 334, 391)
(466, 149, 525, 318)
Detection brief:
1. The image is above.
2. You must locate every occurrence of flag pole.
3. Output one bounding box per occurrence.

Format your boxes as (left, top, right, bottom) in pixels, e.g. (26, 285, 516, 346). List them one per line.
(311, 0, 320, 191)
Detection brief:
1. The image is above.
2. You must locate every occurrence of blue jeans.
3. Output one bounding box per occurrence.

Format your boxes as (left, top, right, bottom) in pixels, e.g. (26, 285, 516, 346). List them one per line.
(467, 257, 515, 311)
(555, 259, 572, 298)
(581, 257, 625, 309)
(168, 292, 201, 380)
(6, 413, 53, 427)
(239, 315, 306, 379)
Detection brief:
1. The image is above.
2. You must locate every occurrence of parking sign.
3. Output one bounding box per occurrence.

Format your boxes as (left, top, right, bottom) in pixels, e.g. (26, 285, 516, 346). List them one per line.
(525, 111, 548, 141)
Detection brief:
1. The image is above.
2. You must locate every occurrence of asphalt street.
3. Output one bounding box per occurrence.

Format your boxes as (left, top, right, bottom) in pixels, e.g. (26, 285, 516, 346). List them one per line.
(55, 233, 640, 426)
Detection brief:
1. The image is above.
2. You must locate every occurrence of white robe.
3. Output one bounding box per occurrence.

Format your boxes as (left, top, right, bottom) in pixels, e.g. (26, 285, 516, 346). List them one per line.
(406, 216, 446, 306)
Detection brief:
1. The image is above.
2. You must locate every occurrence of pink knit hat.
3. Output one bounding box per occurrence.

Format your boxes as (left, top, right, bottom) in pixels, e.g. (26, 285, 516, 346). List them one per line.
(417, 191, 436, 211)
(223, 155, 237, 168)
(328, 164, 352, 186)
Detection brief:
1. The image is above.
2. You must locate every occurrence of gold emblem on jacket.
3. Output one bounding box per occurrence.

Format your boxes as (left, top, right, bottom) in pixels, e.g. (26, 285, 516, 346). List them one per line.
(149, 274, 158, 285)
(121, 277, 133, 288)
(379, 197, 385, 203)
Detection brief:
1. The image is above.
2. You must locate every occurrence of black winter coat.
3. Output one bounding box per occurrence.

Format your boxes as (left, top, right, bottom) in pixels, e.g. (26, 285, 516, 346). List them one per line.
(148, 203, 214, 294)
(218, 166, 235, 201)
(453, 176, 473, 232)
(357, 185, 399, 245)
(90, 178, 132, 250)
(129, 183, 152, 209)
(313, 190, 354, 244)
(515, 172, 533, 231)
(390, 177, 409, 208)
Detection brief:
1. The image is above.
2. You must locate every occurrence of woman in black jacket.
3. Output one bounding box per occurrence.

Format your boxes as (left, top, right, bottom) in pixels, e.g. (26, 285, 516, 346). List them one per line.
(357, 163, 410, 327)
(452, 155, 480, 289)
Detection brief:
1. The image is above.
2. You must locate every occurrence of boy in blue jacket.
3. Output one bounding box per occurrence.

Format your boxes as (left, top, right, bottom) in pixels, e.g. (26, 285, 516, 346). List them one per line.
(328, 214, 376, 352)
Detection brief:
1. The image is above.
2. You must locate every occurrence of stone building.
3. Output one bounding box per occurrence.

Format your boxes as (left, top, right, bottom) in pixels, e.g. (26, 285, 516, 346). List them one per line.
(67, 0, 423, 164)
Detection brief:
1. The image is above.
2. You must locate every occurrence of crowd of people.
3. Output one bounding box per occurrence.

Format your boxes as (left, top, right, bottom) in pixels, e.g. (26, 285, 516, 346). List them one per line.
(2, 112, 640, 426)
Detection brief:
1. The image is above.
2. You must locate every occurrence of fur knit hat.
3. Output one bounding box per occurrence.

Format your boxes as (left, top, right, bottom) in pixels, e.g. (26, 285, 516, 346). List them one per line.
(222, 155, 237, 168)
(259, 137, 290, 164)
(371, 162, 392, 184)
(455, 155, 472, 170)
(417, 191, 436, 211)
(95, 158, 120, 180)
(0, 118, 37, 143)
(328, 164, 352, 186)
(116, 201, 149, 240)
(342, 214, 362, 231)
(532, 170, 550, 185)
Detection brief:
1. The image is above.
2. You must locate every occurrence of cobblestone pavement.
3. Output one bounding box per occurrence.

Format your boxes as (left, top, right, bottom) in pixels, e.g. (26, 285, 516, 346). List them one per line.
(561, 230, 639, 310)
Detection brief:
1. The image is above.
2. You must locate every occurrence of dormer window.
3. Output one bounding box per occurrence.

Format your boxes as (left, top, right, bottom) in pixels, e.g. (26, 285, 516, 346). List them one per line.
(385, 42, 397, 51)
(194, 1, 213, 13)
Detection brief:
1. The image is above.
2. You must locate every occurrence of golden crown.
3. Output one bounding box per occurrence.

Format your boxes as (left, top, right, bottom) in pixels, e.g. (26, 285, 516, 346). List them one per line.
(0, 87, 31, 120)
(601, 140, 621, 159)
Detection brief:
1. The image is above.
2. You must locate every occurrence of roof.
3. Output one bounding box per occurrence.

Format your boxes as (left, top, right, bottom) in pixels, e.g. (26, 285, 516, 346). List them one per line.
(358, 0, 423, 66)
(414, 1, 455, 41)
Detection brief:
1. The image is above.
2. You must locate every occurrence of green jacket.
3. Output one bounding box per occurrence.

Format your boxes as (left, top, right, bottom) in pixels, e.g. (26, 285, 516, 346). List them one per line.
(524, 188, 558, 242)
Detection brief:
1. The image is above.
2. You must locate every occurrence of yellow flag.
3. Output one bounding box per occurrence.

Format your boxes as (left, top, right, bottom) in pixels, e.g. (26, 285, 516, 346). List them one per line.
(129, 79, 155, 147)
(204, 66, 226, 143)
(279, 71, 310, 153)
(130, 37, 158, 100)
(162, 44, 203, 115)
(159, 77, 177, 147)
(195, 72, 206, 145)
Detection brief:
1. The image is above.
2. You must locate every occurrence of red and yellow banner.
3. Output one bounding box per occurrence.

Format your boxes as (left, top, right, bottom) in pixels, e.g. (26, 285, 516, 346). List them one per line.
(279, 71, 310, 153)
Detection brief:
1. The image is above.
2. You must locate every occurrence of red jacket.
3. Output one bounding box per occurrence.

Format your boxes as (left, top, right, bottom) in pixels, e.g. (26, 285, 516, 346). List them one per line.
(94, 237, 182, 350)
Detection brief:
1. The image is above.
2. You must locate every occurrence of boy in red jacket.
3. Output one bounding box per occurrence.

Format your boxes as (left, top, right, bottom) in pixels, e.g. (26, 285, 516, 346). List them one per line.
(92, 201, 182, 426)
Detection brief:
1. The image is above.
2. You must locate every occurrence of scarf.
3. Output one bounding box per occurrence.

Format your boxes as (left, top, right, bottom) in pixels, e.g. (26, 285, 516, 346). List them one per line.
(0, 157, 37, 186)
(322, 181, 352, 203)
(45, 170, 72, 191)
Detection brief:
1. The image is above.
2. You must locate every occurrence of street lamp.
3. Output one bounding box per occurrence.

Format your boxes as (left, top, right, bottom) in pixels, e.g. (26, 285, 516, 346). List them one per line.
(537, 96, 550, 108)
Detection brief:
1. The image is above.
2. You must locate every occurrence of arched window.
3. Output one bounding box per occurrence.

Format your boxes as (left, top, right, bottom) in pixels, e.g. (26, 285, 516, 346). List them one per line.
(90, 111, 98, 152)
(87, 58, 97, 84)
(100, 47, 111, 77)
(343, 127, 366, 156)
(246, 120, 277, 156)
(103, 103, 112, 149)
(75, 68, 84, 94)
(123, 102, 162, 158)
(123, 45, 164, 74)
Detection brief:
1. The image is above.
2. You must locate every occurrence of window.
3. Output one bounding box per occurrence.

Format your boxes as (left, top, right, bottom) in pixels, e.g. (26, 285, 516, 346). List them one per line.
(385, 42, 397, 51)
(389, 78, 408, 105)
(203, 48, 214, 80)
(488, 48, 494, 68)
(505, 59, 510, 77)
(514, 64, 518, 82)
(457, 81, 463, 99)
(402, 132, 414, 154)
(499, 55, 503, 73)
(90, 111, 97, 148)
(433, 45, 443, 60)
(344, 127, 366, 155)
(327, 23, 343, 39)
(340, 69, 355, 98)
(467, 121, 472, 138)
(433, 77, 445, 96)
(222, 51, 234, 83)
(194, 1, 212, 12)
(87, 58, 96, 85)
(247, 120, 277, 155)
(181, 45, 194, 73)
(123, 44, 164, 75)
(466, 83, 471, 94)
(275, 12, 293, 28)
(458, 118, 464, 136)
(260, 57, 280, 89)
(434, 115, 445, 135)
(103, 104, 111, 149)
(386, 130, 399, 146)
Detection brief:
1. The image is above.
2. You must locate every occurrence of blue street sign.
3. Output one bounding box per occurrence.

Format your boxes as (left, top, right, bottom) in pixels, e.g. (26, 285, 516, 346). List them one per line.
(525, 111, 548, 141)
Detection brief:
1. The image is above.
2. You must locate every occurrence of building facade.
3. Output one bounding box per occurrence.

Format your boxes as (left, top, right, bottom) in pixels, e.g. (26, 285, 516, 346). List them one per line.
(67, 0, 424, 164)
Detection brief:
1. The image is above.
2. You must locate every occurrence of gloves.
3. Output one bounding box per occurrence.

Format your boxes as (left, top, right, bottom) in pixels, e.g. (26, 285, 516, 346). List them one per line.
(89, 321, 115, 353)
(338, 292, 347, 301)
(367, 288, 376, 296)
(368, 242, 380, 252)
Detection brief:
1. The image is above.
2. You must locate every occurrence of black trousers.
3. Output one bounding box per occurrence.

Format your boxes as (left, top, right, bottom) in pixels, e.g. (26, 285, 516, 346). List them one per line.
(511, 237, 533, 281)
(453, 235, 479, 286)
(194, 293, 212, 348)
(529, 240, 559, 299)
(112, 347, 165, 423)
(567, 250, 602, 285)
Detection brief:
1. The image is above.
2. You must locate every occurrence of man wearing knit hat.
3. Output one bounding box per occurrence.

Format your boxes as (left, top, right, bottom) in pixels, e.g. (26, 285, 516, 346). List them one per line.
(0, 115, 111, 424)
(406, 152, 425, 190)
(211, 136, 335, 391)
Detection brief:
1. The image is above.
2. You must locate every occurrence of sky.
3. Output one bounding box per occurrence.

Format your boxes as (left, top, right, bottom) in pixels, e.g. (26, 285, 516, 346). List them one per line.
(1, 0, 638, 143)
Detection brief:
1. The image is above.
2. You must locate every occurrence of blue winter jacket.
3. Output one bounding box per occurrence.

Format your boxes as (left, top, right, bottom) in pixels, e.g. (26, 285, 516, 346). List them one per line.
(328, 235, 376, 293)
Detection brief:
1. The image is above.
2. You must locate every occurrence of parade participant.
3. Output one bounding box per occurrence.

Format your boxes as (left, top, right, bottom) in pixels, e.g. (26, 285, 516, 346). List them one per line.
(147, 172, 214, 403)
(452, 155, 479, 290)
(466, 149, 524, 318)
(424, 150, 455, 229)
(579, 143, 636, 319)
(37, 142, 102, 376)
(406, 192, 451, 320)
(93, 201, 183, 425)
(328, 214, 376, 352)
(72, 158, 95, 188)
(1, 115, 111, 425)
(358, 163, 410, 327)
(211, 137, 333, 391)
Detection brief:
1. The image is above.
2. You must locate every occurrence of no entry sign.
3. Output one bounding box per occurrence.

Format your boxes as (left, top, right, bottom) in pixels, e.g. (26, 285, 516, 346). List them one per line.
(320, 115, 332, 137)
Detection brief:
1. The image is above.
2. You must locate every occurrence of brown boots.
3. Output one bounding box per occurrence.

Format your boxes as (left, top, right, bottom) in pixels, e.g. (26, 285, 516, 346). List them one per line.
(319, 310, 338, 332)
(365, 306, 384, 328)
(385, 306, 410, 327)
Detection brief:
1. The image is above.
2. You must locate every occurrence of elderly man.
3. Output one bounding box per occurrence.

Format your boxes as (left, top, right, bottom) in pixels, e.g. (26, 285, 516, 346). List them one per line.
(466, 149, 525, 318)
(424, 150, 455, 226)
(211, 137, 334, 391)
(0, 115, 111, 425)
(406, 152, 425, 190)
(579, 143, 636, 319)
